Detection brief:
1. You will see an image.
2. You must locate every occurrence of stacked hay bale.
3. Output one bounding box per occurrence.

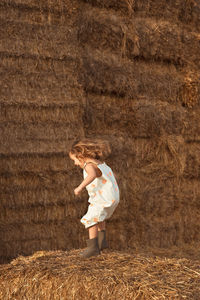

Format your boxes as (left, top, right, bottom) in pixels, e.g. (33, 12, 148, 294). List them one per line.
(0, 0, 200, 263)
(0, 0, 86, 263)
(78, 0, 200, 253)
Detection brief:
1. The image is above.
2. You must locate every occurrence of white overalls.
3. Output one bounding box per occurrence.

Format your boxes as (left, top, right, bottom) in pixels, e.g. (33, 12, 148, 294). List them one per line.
(81, 162, 120, 228)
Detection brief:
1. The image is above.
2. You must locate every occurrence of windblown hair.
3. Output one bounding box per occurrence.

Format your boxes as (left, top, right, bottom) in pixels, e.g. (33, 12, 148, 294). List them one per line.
(69, 139, 111, 160)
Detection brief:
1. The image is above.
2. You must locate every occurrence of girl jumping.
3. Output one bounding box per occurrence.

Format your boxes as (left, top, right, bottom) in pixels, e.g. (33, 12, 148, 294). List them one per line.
(69, 139, 120, 258)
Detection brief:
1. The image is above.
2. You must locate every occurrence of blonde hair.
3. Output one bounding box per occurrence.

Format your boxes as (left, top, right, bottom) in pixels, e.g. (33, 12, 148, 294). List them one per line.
(69, 139, 111, 161)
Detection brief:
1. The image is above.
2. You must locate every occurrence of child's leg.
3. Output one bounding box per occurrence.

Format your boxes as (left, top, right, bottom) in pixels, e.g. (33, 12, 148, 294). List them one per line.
(97, 222, 108, 250)
(97, 221, 106, 231)
(88, 224, 98, 239)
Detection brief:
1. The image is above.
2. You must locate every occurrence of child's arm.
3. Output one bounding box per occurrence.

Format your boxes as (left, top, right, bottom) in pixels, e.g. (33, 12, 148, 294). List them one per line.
(74, 164, 98, 195)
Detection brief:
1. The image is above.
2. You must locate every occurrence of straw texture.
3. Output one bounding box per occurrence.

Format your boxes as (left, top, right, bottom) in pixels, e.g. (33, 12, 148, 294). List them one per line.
(0, 0, 200, 265)
(0, 250, 200, 300)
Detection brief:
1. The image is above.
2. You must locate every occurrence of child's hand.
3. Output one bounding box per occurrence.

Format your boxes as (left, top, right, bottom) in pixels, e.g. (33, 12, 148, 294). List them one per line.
(74, 186, 82, 196)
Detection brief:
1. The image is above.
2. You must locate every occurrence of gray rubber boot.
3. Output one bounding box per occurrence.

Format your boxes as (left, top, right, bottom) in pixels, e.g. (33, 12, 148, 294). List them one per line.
(98, 230, 108, 251)
(80, 237, 100, 258)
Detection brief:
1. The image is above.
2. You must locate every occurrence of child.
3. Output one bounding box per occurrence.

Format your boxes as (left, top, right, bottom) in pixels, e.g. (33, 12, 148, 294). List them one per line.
(69, 139, 120, 258)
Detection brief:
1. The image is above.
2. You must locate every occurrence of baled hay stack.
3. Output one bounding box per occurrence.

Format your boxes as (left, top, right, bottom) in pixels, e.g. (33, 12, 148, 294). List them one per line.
(0, 101, 84, 153)
(81, 0, 200, 32)
(78, 0, 200, 258)
(0, 42, 83, 103)
(0, 0, 86, 263)
(79, 48, 184, 104)
(1, 0, 200, 263)
(78, 7, 200, 106)
(0, 149, 87, 262)
(0, 0, 79, 25)
(0, 250, 200, 300)
(84, 96, 186, 137)
(78, 6, 200, 66)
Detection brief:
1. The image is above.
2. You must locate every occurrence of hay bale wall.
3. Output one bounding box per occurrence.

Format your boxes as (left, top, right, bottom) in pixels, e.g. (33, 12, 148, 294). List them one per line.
(0, 0, 200, 262)
(0, 0, 86, 263)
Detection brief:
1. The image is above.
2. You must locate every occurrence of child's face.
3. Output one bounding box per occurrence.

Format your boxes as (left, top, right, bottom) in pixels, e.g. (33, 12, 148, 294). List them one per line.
(69, 153, 84, 168)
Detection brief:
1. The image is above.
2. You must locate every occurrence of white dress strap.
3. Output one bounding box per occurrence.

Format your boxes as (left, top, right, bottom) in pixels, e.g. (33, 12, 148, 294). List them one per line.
(84, 161, 100, 169)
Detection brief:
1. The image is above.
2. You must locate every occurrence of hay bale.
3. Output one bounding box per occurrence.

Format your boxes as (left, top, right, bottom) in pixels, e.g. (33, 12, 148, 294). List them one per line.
(79, 48, 184, 103)
(0, 100, 84, 154)
(0, 55, 83, 103)
(132, 18, 200, 67)
(78, 7, 200, 67)
(184, 108, 200, 142)
(1, 0, 200, 263)
(1, 0, 74, 10)
(0, 56, 82, 104)
(0, 122, 83, 153)
(184, 142, 200, 178)
(178, 70, 200, 108)
(0, 250, 200, 299)
(0, 152, 74, 173)
(0, 222, 84, 262)
(0, 19, 78, 58)
(84, 95, 186, 137)
(108, 176, 200, 250)
(81, 0, 200, 31)
(0, 102, 83, 124)
(85, 134, 200, 251)
(0, 0, 79, 25)
(79, 134, 197, 251)
(0, 150, 87, 261)
(79, 49, 138, 99)
(134, 0, 200, 31)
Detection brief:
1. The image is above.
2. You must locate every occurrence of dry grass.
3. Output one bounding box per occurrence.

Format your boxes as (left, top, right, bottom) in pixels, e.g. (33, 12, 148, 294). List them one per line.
(0, 250, 200, 299)
(78, 7, 200, 66)
(80, 0, 200, 32)
(83, 95, 187, 137)
(0, 0, 79, 25)
(0, 0, 200, 264)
